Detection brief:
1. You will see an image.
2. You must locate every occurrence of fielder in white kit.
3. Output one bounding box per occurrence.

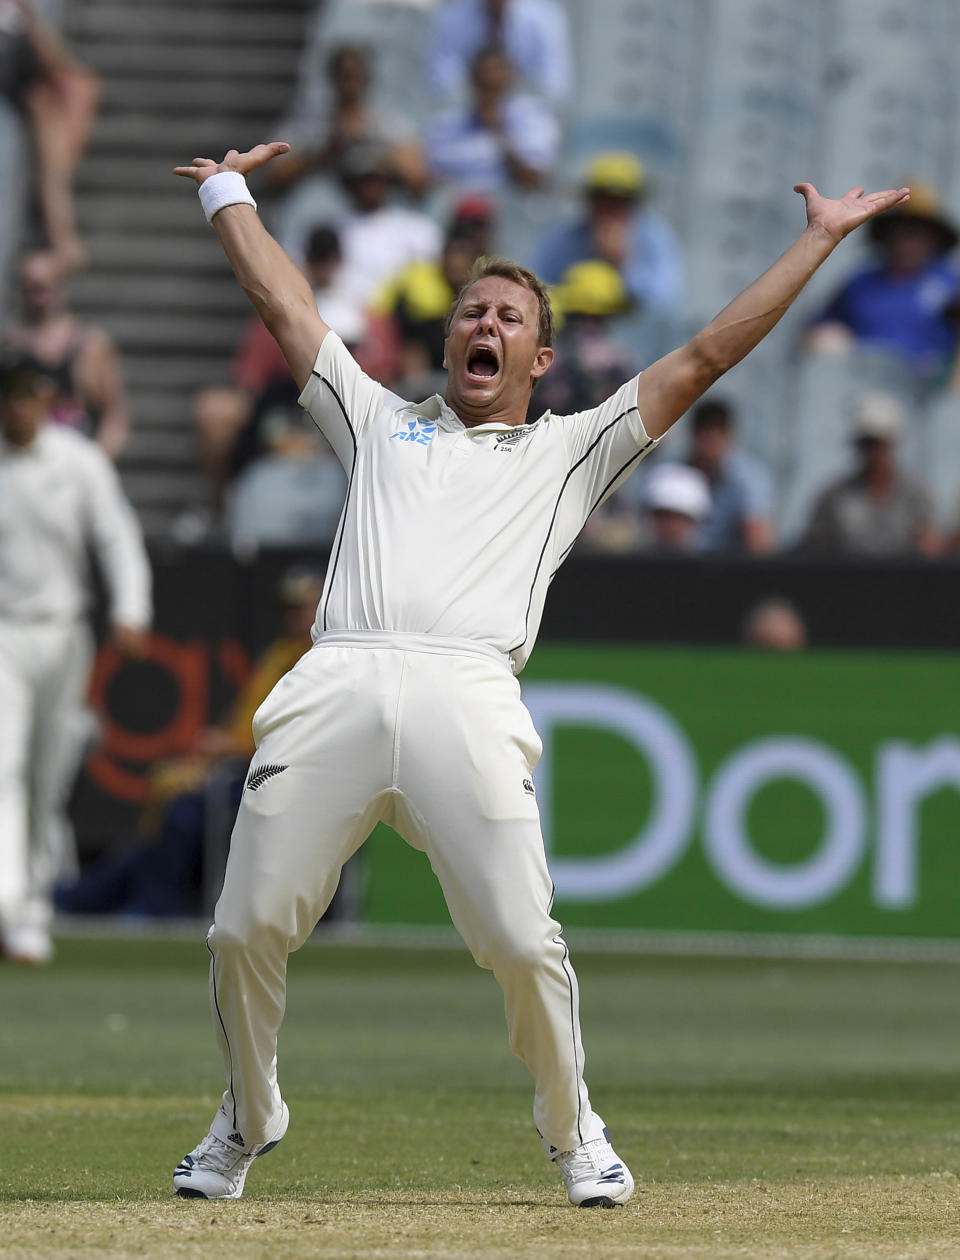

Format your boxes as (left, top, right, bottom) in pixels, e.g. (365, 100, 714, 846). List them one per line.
(172, 142, 908, 1205)
(0, 348, 151, 964)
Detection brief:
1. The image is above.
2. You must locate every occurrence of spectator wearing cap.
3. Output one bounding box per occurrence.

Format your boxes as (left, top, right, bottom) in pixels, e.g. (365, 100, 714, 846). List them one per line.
(800, 391, 939, 556)
(268, 43, 428, 199)
(807, 181, 960, 385)
(582, 460, 710, 555)
(534, 153, 684, 320)
(368, 200, 491, 394)
(426, 46, 561, 194)
(427, 0, 573, 107)
(687, 398, 775, 553)
(536, 260, 641, 416)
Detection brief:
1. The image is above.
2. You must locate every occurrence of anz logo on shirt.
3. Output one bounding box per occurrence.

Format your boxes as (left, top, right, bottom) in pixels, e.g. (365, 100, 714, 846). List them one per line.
(392, 418, 438, 446)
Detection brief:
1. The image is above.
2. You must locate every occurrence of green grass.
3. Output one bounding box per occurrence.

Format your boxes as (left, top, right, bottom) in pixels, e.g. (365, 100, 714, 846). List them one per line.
(2, 936, 960, 1257)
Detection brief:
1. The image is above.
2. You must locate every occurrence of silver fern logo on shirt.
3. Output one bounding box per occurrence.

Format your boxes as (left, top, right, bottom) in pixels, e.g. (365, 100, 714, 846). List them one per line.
(392, 419, 437, 446)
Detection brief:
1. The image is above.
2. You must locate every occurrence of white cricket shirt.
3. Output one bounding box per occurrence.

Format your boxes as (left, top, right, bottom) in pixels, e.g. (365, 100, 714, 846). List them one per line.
(0, 423, 151, 627)
(299, 332, 658, 671)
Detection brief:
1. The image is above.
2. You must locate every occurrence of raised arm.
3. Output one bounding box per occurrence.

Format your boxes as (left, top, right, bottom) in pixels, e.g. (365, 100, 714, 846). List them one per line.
(174, 143, 329, 389)
(636, 183, 910, 439)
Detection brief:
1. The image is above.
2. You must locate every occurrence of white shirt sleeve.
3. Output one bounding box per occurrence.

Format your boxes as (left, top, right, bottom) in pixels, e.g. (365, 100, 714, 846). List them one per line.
(80, 444, 152, 628)
(297, 331, 385, 470)
(556, 374, 659, 520)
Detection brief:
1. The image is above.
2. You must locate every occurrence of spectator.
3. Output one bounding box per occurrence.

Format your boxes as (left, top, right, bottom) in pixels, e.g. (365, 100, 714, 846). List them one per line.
(369, 204, 490, 392)
(334, 141, 442, 308)
(0, 0, 100, 274)
(427, 0, 573, 107)
(268, 43, 428, 199)
(640, 462, 711, 553)
(687, 398, 775, 553)
(56, 569, 326, 920)
(582, 460, 710, 555)
(227, 438, 347, 553)
(537, 260, 640, 415)
(188, 225, 369, 529)
(535, 153, 684, 321)
(807, 182, 960, 386)
(742, 598, 807, 651)
(427, 45, 560, 194)
(8, 249, 130, 458)
(800, 391, 939, 556)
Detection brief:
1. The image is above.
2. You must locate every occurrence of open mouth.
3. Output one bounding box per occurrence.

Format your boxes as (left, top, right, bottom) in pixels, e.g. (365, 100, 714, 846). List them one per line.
(466, 345, 500, 381)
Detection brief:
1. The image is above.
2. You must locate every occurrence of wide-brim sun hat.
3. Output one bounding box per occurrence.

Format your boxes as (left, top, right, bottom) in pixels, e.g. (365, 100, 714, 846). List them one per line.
(869, 179, 958, 253)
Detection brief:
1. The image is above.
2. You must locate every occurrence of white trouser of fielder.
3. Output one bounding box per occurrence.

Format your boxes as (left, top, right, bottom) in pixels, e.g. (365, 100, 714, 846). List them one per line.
(0, 619, 94, 935)
(207, 633, 601, 1155)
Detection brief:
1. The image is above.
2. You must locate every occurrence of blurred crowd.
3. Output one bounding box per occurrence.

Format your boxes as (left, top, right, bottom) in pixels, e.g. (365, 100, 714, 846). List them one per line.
(178, 0, 960, 562)
(3, 0, 960, 562)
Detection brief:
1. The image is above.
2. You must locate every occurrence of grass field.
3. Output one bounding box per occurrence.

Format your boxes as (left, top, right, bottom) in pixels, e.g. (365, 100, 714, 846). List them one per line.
(2, 934, 960, 1258)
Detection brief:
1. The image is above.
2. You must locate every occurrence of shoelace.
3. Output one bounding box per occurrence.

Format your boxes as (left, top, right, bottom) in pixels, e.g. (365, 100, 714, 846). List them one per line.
(556, 1138, 607, 1182)
(193, 1132, 244, 1173)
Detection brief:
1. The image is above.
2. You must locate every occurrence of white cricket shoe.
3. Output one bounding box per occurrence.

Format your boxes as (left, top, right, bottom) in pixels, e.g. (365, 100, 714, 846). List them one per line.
(3, 924, 54, 965)
(555, 1126, 635, 1208)
(173, 1101, 289, 1199)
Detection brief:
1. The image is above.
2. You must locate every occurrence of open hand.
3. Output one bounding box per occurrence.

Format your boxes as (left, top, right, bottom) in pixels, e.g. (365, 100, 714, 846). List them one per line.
(794, 182, 910, 244)
(173, 141, 291, 185)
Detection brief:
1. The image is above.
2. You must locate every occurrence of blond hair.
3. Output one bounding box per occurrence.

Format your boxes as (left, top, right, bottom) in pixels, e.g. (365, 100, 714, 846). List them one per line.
(446, 256, 555, 347)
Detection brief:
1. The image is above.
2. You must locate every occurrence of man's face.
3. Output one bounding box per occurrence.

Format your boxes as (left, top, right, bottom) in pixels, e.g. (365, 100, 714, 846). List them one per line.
(650, 508, 698, 550)
(691, 422, 730, 472)
(19, 253, 63, 321)
(0, 378, 53, 446)
(856, 434, 894, 475)
(443, 275, 553, 420)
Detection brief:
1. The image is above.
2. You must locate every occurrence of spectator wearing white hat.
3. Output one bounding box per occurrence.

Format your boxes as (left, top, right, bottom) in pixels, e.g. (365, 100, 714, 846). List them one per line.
(800, 391, 939, 556)
(642, 462, 712, 552)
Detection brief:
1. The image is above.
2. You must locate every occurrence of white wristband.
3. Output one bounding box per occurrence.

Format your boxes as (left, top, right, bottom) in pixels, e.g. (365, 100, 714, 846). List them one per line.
(198, 171, 257, 224)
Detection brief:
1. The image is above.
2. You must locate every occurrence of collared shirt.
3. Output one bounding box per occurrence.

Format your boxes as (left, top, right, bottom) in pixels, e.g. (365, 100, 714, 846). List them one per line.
(299, 332, 657, 670)
(696, 449, 774, 550)
(428, 0, 573, 105)
(427, 94, 560, 191)
(0, 422, 151, 625)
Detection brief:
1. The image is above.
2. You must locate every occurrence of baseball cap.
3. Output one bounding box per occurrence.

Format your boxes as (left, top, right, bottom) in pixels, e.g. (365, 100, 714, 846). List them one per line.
(585, 152, 645, 199)
(849, 391, 905, 442)
(643, 463, 711, 520)
(551, 260, 630, 318)
(452, 192, 494, 228)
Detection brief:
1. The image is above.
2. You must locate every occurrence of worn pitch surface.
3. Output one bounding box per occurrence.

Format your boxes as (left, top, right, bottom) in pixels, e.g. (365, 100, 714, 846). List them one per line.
(2, 937, 959, 1257)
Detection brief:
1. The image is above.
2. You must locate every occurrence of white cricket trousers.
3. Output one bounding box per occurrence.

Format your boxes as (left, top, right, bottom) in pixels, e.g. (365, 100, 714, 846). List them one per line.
(0, 619, 93, 934)
(207, 632, 600, 1155)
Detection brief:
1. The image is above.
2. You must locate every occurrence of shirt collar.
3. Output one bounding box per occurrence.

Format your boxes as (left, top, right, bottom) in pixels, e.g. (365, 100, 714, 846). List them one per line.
(412, 394, 551, 432)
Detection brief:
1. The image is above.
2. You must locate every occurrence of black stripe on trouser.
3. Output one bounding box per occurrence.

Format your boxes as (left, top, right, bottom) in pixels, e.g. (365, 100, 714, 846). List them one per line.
(206, 936, 238, 1130)
(554, 931, 583, 1147)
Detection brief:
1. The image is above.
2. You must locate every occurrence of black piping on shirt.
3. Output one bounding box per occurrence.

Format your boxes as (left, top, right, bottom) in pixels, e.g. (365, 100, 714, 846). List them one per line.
(310, 371, 357, 632)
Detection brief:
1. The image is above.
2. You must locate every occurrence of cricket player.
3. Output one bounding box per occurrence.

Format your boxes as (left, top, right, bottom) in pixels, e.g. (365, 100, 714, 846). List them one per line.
(172, 142, 907, 1206)
(0, 348, 151, 964)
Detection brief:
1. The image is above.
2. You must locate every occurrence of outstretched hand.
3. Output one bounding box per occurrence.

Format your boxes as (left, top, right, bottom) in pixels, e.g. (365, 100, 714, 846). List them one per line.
(173, 141, 291, 185)
(794, 182, 910, 243)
